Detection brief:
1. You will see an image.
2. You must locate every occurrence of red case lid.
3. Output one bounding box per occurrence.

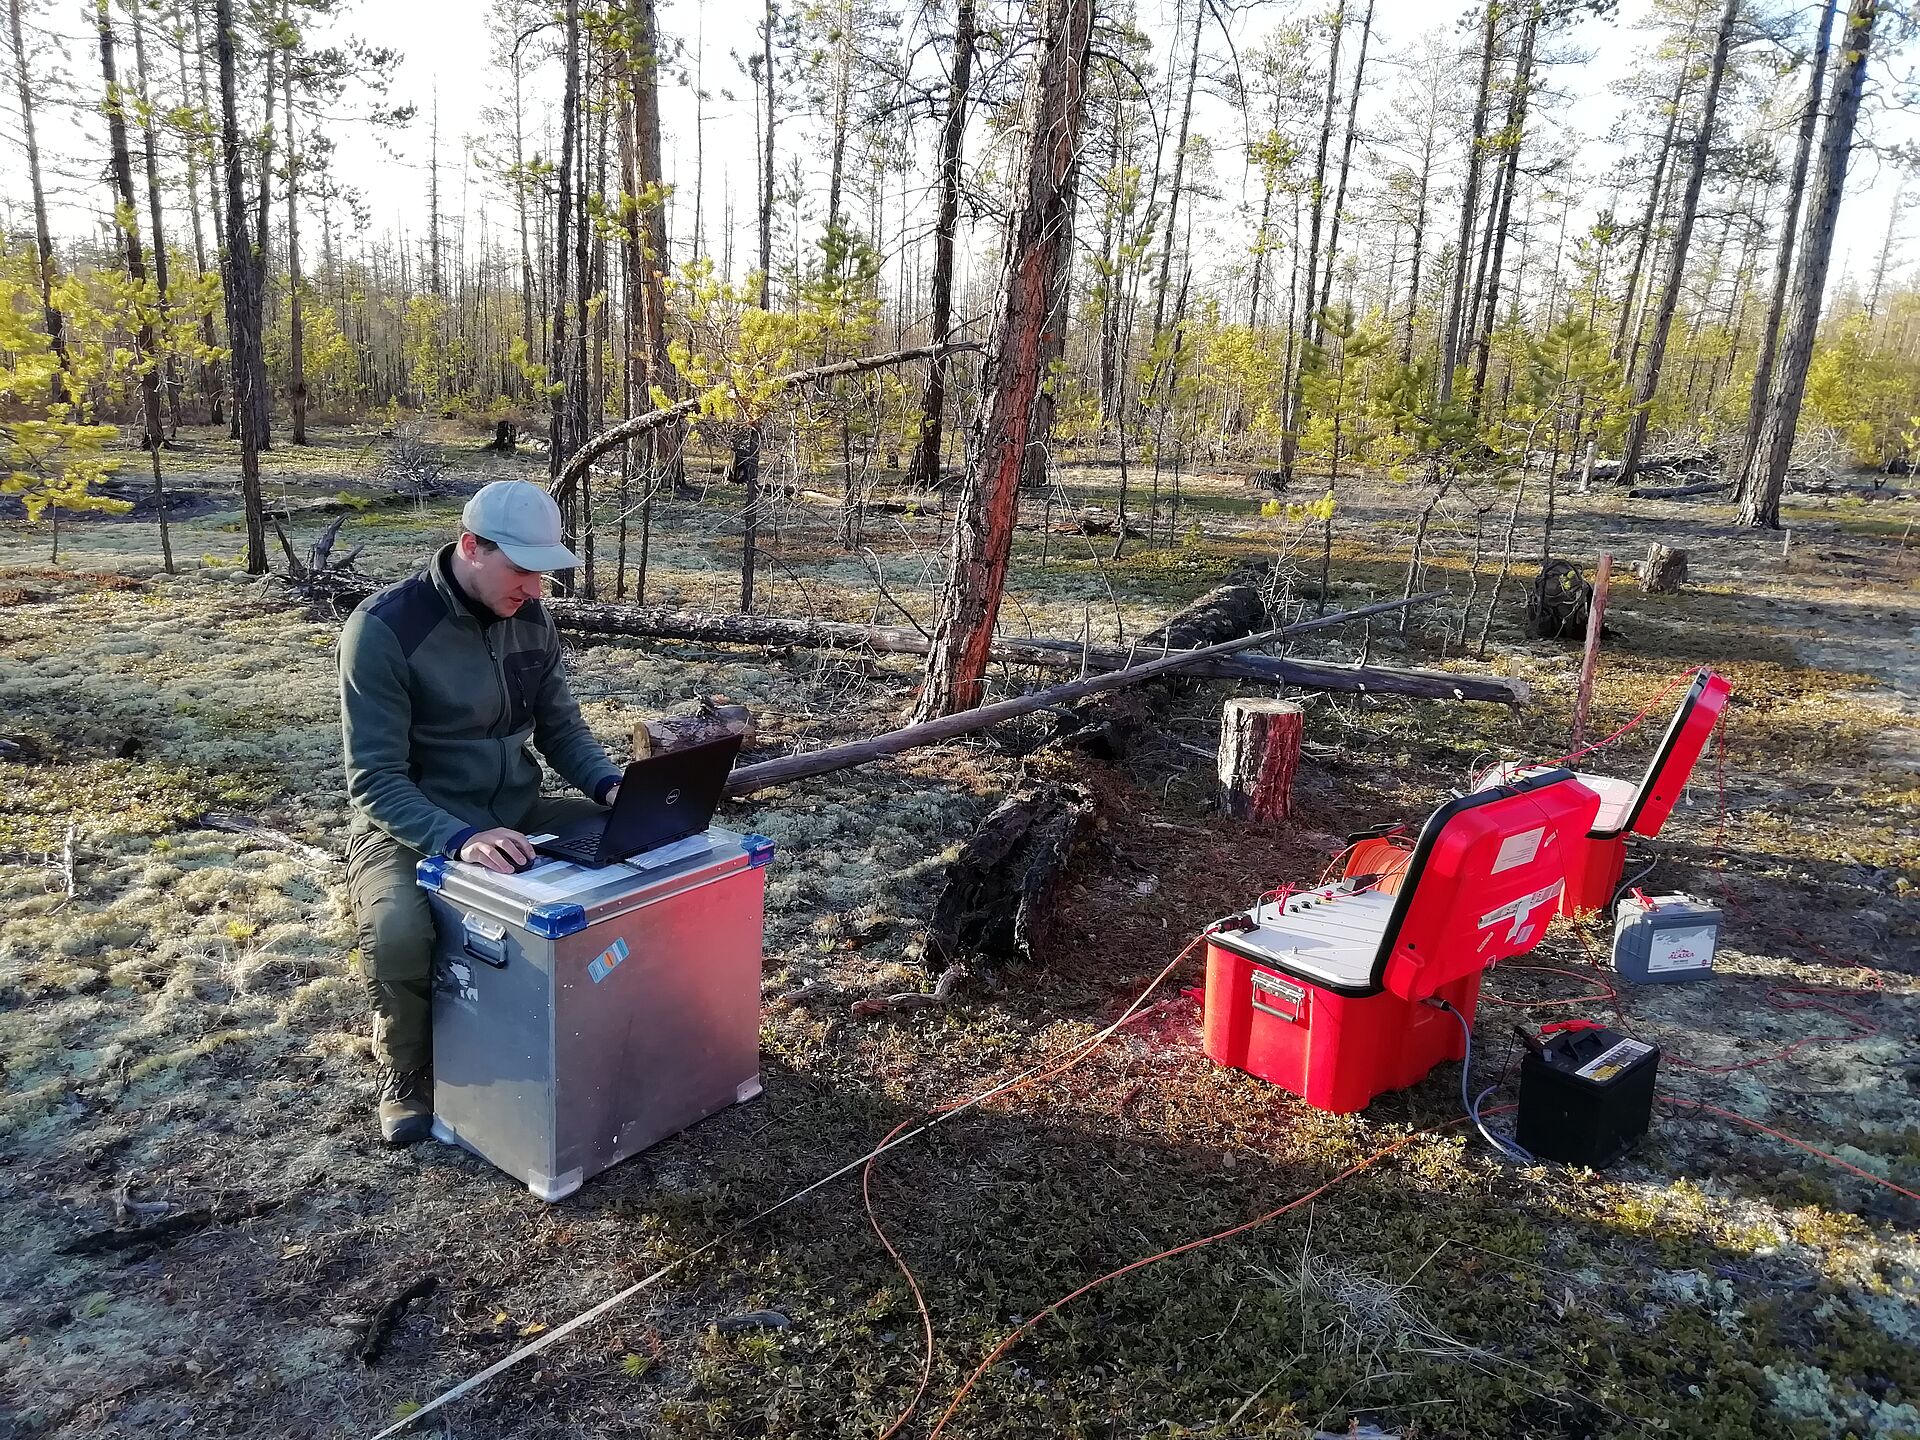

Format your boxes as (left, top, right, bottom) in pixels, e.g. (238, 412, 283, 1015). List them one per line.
(1378, 772, 1601, 1001)
(1623, 669, 1730, 837)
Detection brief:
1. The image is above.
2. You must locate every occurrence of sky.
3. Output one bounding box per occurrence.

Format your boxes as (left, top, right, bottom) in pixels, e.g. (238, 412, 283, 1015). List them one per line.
(5, 0, 1915, 306)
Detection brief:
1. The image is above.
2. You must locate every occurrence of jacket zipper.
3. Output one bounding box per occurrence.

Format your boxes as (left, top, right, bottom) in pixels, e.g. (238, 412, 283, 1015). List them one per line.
(484, 627, 510, 819)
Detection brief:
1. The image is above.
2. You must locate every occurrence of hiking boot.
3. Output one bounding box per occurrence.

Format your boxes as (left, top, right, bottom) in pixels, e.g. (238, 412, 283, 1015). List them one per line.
(378, 1067, 433, 1147)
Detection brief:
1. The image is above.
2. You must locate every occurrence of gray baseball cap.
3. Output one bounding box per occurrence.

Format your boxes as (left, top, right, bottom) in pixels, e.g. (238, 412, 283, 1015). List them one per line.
(461, 480, 580, 571)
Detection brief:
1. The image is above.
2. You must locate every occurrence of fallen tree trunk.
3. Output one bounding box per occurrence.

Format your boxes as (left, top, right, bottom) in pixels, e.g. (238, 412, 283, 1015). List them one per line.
(723, 596, 1508, 798)
(1627, 480, 1726, 500)
(925, 779, 1094, 965)
(301, 576, 1521, 705)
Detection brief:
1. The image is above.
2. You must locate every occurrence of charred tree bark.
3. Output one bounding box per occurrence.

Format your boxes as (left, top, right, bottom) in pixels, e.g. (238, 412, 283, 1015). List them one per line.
(95, 0, 172, 572)
(1741, 0, 1878, 529)
(1618, 0, 1739, 484)
(926, 780, 1094, 967)
(1737, 0, 1835, 498)
(915, 0, 1094, 721)
(215, 0, 267, 572)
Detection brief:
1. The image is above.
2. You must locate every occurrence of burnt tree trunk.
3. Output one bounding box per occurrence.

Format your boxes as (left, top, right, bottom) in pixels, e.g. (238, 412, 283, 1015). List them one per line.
(909, 0, 975, 489)
(915, 0, 1093, 720)
(1741, 0, 1879, 529)
(925, 780, 1094, 966)
(1217, 698, 1304, 823)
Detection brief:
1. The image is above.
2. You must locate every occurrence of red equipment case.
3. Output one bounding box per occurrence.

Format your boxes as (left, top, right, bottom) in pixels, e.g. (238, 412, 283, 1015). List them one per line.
(1476, 668, 1730, 915)
(1204, 770, 1600, 1113)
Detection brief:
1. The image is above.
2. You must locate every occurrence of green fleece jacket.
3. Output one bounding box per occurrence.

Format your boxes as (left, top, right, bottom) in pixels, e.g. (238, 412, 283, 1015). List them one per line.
(338, 544, 620, 856)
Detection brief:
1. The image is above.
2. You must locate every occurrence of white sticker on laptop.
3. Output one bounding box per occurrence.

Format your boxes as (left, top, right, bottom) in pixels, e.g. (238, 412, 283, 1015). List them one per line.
(1491, 826, 1543, 874)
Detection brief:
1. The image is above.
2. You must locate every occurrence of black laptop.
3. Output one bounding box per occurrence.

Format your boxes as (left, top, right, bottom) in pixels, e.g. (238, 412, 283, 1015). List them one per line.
(532, 733, 744, 868)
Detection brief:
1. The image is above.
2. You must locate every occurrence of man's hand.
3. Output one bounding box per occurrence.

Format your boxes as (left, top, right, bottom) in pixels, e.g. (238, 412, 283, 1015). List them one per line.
(459, 827, 536, 874)
(604, 784, 619, 807)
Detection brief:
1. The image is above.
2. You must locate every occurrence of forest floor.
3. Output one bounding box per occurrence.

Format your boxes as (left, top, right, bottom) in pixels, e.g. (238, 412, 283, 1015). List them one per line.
(0, 421, 1916, 1440)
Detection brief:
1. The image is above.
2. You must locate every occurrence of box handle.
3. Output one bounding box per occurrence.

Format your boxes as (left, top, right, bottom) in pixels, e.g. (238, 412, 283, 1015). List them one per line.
(461, 912, 509, 969)
(1251, 970, 1308, 1024)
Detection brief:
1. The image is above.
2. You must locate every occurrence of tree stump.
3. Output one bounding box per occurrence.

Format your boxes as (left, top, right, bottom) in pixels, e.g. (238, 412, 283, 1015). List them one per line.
(484, 420, 517, 452)
(1642, 543, 1689, 593)
(1217, 698, 1304, 823)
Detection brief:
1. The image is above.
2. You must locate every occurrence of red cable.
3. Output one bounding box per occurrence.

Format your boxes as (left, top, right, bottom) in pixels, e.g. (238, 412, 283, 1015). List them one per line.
(1471, 664, 1699, 788)
(861, 934, 1207, 1439)
(1660, 1097, 1920, 1202)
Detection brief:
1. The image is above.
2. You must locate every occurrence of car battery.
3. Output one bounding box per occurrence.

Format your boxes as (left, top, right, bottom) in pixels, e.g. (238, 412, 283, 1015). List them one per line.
(1513, 1021, 1659, 1168)
(1612, 892, 1719, 983)
(416, 826, 774, 1201)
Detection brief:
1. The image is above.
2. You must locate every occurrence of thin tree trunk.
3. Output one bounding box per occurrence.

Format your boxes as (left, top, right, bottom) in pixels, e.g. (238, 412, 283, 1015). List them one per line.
(909, 0, 975, 488)
(757, 0, 776, 309)
(1738, 0, 1834, 495)
(252, 37, 274, 450)
(10, 0, 71, 402)
(127, 0, 181, 438)
(1611, 64, 1688, 366)
(916, 0, 1093, 721)
(95, 0, 172, 570)
(1147, 0, 1203, 345)
(1741, 0, 1878, 528)
(1312, 0, 1375, 330)
(214, 0, 266, 572)
(171, 12, 223, 424)
(282, 31, 307, 445)
(1619, 0, 1739, 483)
(1438, 0, 1500, 405)
(1280, 0, 1345, 484)
(1468, 4, 1540, 410)
(548, 0, 581, 570)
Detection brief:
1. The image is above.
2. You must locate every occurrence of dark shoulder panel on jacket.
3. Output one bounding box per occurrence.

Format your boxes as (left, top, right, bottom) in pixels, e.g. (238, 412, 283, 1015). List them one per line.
(363, 572, 447, 658)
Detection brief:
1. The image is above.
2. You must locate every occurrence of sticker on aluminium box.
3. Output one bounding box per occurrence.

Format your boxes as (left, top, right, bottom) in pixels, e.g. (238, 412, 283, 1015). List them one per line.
(1648, 924, 1715, 973)
(1477, 880, 1564, 931)
(1574, 1037, 1655, 1083)
(1491, 826, 1544, 874)
(587, 937, 631, 984)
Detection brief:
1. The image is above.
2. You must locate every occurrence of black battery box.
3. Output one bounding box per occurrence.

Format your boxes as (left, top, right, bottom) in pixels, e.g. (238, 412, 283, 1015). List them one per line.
(1513, 1022, 1659, 1169)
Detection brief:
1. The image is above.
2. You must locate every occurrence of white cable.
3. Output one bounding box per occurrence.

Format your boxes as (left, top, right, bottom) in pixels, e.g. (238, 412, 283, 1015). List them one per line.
(366, 938, 1201, 1439)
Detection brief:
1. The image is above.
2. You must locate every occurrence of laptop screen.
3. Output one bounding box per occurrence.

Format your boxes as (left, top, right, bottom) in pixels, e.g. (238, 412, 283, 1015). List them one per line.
(598, 733, 744, 861)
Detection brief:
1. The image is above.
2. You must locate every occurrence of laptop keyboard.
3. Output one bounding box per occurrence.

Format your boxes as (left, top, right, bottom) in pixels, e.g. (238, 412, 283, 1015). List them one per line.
(541, 835, 603, 866)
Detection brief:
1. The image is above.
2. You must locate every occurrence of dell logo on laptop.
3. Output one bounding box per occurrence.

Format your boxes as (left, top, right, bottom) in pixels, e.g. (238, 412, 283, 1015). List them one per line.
(665, 788, 681, 805)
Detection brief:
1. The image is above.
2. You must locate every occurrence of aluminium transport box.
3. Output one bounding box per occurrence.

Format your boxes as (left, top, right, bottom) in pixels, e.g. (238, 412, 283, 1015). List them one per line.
(417, 826, 774, 1201)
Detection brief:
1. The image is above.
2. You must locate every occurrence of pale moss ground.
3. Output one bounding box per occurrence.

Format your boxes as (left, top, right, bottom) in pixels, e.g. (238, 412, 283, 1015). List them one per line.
(0, 422, 1915, 1439)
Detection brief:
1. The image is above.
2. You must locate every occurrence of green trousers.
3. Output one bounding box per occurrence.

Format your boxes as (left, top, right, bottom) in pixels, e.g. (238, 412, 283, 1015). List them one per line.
(345, 795, 607, 1073)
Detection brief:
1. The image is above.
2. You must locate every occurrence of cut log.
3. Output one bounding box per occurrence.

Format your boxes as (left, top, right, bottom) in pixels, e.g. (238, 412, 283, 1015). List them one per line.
(1217, 698, 1304, 822)
(483, 421, 517, 453)
(1642, 543, 1689, 593)
(925, 779, 1094, 965)
(1628, 479, 1724, 500)
(632, 696, 755, 758)
(299, 577, 1519, 705)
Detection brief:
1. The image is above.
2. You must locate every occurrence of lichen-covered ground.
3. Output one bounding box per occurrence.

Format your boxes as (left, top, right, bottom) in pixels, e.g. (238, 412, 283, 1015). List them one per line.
(1, 423, 1915, 1440)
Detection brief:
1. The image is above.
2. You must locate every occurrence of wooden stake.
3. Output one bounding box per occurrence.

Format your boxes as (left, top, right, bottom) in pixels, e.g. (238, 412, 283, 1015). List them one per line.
(1570, 550, 1612, 747)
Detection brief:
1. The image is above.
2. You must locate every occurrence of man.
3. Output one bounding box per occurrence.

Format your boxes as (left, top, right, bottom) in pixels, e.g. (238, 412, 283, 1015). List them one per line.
(339, 480, 622, 1146)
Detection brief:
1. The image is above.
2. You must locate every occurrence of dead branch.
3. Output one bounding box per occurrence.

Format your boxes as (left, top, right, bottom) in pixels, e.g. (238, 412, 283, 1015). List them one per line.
(550, 341, 982, 505)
